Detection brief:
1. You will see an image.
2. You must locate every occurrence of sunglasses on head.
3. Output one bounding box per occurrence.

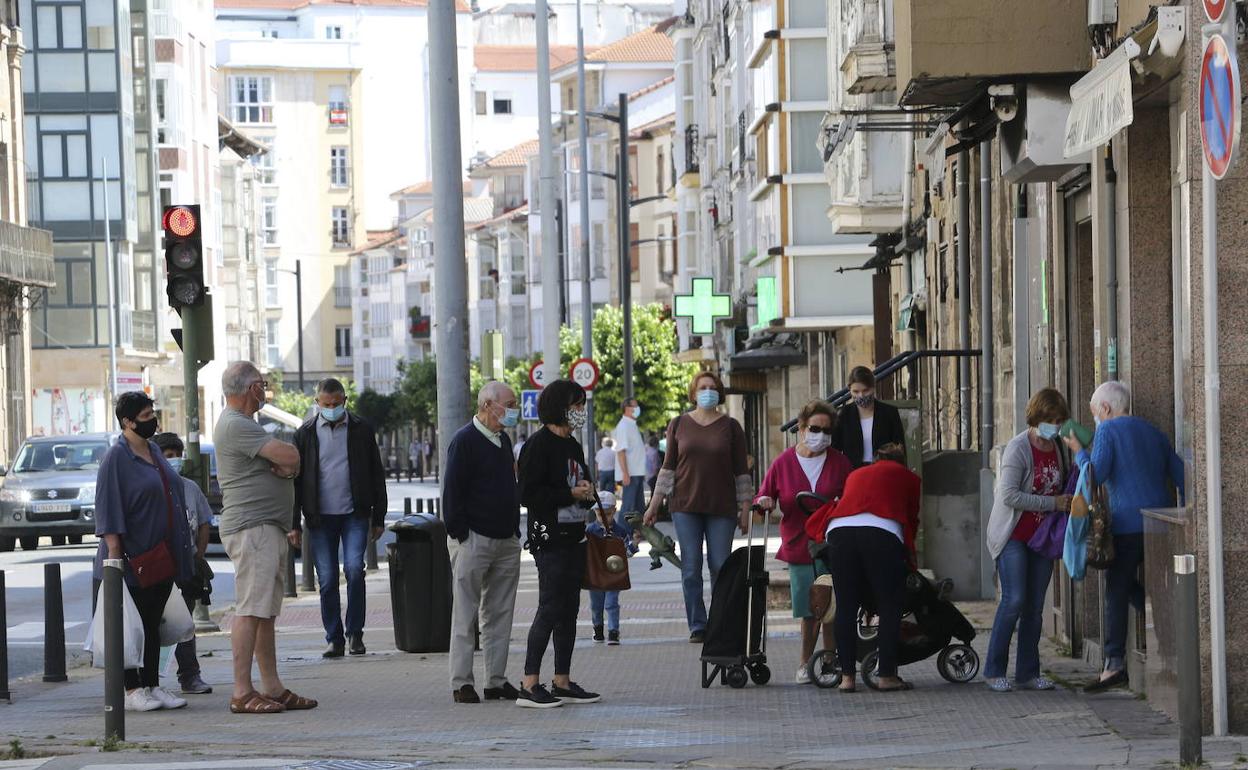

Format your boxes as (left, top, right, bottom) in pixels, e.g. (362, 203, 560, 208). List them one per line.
(805, 424, 832, 434)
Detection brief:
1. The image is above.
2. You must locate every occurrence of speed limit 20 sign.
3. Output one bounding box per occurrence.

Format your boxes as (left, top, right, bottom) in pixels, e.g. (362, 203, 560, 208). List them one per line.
(569, 358, 600, 391)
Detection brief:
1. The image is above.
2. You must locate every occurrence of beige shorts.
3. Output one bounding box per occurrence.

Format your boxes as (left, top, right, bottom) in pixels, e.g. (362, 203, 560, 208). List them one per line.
(222, 523, 288, 619)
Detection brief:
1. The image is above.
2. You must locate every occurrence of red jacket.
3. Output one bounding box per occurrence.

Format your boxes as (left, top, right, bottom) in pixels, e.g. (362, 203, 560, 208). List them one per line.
(805, 460, 922, 562)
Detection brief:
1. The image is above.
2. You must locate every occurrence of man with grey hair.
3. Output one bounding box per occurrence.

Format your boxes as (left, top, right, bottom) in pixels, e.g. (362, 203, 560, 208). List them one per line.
(293, 378, 387, 658)
(214, 361, 317, 714)
(443, 380, 522, 703)
(1065, 380, 1184, 692)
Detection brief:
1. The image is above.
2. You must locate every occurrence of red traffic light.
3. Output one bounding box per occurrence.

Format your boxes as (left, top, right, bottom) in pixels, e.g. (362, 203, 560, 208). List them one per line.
(163, 206, 198, 237)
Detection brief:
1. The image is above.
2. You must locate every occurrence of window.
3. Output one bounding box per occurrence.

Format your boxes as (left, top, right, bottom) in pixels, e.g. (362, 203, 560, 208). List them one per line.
(475, 91, 488, 116)
(229, 76, 274, 124)
(251, 136, 276, 184)
(330, 147, 348, 187)
(656, 147, 666, 193)
(40, 129, 89, 179)
(261, 29, 279, 39)
(264, 259, 279, 306)
(331, 207, 350, 247)
(261, 196, 278, 244)
(328, 85, 348, 126)
(629, 223, 640, 279)
(325, 25, 342, 39)
(333, 265, 351, 307)
(492, 93, 513, 115)
(334, 326, 352, 362)
(35, 4, 83, 50)
(503, 174, 523, 210)
(265, 318, 280, 367)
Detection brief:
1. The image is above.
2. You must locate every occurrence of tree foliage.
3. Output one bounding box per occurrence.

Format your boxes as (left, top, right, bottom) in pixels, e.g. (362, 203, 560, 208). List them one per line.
(270, 372, 357, 422)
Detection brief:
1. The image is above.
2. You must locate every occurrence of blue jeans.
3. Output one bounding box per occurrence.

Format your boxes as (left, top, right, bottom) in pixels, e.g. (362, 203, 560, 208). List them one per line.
(985, 539, 1053, 682)
(1104, 533, 1145, 671)
(589, 590, 620, 630)
(597, 470, 615, 491)
(672, 512, 738, 633)
(617, 478, 646, 537)
(309, 514, 370, 644)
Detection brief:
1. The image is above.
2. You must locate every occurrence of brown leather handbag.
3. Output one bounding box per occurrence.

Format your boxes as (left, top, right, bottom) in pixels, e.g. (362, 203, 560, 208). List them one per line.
(1085, 464, 1116, 570)
(582, 494, 631, 592)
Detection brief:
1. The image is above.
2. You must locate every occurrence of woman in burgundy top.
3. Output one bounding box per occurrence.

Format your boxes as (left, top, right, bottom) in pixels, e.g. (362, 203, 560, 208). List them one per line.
(644, 371, 753, 643)
(755, 400, 852, 683)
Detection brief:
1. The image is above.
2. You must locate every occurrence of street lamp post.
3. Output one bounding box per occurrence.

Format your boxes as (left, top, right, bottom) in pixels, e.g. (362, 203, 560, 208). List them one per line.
(616, 94, 633, 399)
(276, 260, 306, 393)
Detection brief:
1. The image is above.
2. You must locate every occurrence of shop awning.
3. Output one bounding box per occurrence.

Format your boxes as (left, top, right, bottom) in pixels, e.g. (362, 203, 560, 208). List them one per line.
(1063, 39, 1140, 158)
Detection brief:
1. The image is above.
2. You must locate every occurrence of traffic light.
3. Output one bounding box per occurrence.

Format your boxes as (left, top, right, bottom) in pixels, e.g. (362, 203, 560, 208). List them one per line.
(163, 204, 205, 308)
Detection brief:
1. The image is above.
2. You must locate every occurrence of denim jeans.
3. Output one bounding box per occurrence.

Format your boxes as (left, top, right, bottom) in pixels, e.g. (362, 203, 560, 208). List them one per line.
(1104, 533, 1145, 671)
(589, 590, 620, 630)
(308, 514, 370, 644)
(597, 470, 615, 491)
(672, 512, 738, 633)
(617, 478, 646, 538)
(985, 539, 1053, 682)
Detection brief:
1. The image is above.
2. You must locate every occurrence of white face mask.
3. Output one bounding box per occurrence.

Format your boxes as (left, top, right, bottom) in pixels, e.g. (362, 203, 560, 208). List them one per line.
(803, 431, 832, 453)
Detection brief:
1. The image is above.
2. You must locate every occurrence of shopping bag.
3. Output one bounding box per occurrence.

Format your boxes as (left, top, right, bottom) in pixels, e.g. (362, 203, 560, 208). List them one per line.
(158, 590, 195, 646)
(84, 582, 145, 669)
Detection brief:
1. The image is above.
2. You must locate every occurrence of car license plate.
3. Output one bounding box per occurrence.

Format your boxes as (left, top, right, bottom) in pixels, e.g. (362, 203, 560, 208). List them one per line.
(33, 502, 72, 514)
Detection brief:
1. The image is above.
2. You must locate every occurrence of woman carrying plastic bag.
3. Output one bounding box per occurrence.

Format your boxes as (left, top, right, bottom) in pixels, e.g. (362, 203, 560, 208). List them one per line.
(83, 578, 146, 670)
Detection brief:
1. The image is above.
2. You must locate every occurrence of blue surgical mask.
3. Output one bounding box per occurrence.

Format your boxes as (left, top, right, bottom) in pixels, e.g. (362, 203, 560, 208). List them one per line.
(632, 405, 642, 419)
(166, 457, 184, 473)
(1037, 422, 1059, 440)
(696, 390, 720, 409)
(500, 407, 520, 428)
(320, 404, 346, 423)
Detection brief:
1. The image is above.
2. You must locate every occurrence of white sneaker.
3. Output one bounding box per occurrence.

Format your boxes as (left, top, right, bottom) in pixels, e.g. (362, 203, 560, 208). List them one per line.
(150, 685, 188, 709)
(124, 687, 164, 712)
(795, 664, 811, 685)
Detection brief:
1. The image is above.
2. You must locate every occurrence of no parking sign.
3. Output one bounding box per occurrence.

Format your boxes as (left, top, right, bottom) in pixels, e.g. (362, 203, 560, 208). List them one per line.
(1200, 34, 1240, 180)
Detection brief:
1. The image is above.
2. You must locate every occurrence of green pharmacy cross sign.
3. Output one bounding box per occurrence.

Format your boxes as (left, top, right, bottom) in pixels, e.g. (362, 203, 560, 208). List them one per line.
(675, 277, 732, 335)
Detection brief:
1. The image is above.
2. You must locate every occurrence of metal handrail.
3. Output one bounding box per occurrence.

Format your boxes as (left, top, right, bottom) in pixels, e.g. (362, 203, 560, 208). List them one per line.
(780, 348, 982, 432)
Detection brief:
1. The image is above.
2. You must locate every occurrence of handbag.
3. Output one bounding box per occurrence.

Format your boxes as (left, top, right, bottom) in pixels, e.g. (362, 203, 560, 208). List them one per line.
(1085, 464, 1116, 569)
(129, 460, 178, 589)
(1027, 510, 1068, 560)
(582, 490, 631, 592)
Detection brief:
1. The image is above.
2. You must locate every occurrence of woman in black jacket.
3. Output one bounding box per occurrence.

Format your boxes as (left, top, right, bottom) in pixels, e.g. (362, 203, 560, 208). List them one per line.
(516, 379, 601, 708)
(832, 366, 906, 468)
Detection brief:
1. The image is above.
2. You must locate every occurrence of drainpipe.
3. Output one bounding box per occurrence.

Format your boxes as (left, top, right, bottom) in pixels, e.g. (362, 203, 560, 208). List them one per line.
(1104, 146, 1119, 381)
(901, 119, 915, 353)
(979, 139, 993, 467)
(957, 149, 972, 450)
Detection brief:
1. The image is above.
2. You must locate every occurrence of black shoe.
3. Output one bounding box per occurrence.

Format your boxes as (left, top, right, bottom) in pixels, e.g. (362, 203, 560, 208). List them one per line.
(348, 633, 366, 656)
(550, 681, 601, 704)
(607, 630, 620, 646)
(483, 682, 520, 701)
(1084, 669, 1128, 693)
(515, 684, 562, 709)
(322, 641, 345, 659)
(689, 630, 705, 644)
(452, 684, 481, 704)
(592, 625, 605, 643)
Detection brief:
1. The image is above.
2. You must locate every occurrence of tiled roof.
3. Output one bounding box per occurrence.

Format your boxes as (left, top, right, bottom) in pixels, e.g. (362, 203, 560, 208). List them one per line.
(392, 178, 472, 197)
(628, 74, 674, 101)
(474, 45, 586, 72)
(215, 0, 471, 11)
(470, 203, 529, 231)
(585, 23, 675, 63)
(630, 112, 676, 140)
(351, 228, 404, 255)
(411, 197, 496, 226)
(476, 138, 539, 170)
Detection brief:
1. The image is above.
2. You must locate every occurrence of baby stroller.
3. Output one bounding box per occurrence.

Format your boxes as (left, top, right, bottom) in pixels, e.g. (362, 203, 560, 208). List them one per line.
(796, 492, 980, 689)
(699, 504, 771, 688)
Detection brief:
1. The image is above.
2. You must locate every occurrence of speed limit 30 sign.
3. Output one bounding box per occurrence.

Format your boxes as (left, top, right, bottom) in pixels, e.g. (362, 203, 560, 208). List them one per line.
(569, 358, 600, 391)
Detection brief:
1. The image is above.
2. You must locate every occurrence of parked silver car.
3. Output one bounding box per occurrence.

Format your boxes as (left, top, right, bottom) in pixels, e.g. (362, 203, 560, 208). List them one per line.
(0, 433, 118, 552)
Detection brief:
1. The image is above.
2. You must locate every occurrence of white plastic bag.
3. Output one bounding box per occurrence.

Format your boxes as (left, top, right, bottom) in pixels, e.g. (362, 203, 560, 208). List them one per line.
(84, 582, 145, 669)
(158, 590, 194, 646)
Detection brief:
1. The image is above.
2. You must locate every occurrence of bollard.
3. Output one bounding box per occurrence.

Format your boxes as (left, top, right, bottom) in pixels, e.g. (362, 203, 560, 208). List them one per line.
(284, 547, 297, 598)
(404, 497, 412, 516)
(43, 563, 67, 682)
(416, 498, 424, 514)
(301, 540, 316, 592)
(1176, 554, 1202, 766)
(366, 530, 379, 572)
(193, 599, 219, 632)
(1, 570, 10, 701)
(102, 559, 125, 742)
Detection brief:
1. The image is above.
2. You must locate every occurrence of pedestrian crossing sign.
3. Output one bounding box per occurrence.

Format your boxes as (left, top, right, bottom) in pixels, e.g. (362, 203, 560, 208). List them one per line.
(521, 389, 540, 421)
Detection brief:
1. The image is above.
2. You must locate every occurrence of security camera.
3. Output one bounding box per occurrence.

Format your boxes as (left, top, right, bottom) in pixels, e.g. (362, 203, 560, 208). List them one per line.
(1148, 6, 1185, 59)
(988, 84, 1019, 123)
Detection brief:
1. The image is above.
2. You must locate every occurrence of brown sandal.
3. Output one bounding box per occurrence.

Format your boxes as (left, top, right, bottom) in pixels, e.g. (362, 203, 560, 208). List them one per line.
(269, 689, 318, 710)
(230, 691, 285, 714)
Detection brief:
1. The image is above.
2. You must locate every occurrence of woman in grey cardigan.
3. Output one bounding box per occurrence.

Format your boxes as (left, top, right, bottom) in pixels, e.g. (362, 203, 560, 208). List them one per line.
(984, 388, 1073, 693)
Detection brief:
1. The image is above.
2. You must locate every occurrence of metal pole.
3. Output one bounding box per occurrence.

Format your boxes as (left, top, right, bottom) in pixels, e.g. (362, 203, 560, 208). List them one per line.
(285, 547, 297, 598)
(102, 558, 125, 741)
(42, 563, 66, 682)
(618, 93, 633, 400)
(102, 157, 118, 403)
(956, 150, 972, 449)
(404, 497, 412, 516)
(576, 0, 596, 448)
(366, 530, 379, 571)
(183, 301, 202, 492)
(1105, 149, 1119, 381)
(300, 531, 316, 592)
(1176, 554, 1203, 764)
(979, 139, 994, 464)
(429, 0, 470, 489)
(295, 260, 305, 393)
(537, 0, 562, 387)
(0, 570, 9, 701)
(1201, 115, 1228, 737)
(901, 117, 916, 354)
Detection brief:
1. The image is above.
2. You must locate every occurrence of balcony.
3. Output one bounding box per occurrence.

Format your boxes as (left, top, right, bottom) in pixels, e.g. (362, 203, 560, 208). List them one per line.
(894, 0, 1090, 106)
(840, 0, 895, 95)
(0, 220, 54, 288)
(681, 125, 701, 187)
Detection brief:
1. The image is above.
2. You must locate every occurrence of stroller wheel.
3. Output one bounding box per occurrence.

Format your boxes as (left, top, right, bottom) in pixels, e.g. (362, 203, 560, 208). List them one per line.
(807, 649, 842, 689)
(860, 650, 881, 691)
(749, 663, 771, 686)
(725, 666, 749, 689)
(937, 644, 981, 683)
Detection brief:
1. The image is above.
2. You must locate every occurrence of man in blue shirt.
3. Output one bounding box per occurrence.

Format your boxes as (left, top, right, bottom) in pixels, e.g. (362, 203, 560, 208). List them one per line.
(1066, 381, 1184, 692)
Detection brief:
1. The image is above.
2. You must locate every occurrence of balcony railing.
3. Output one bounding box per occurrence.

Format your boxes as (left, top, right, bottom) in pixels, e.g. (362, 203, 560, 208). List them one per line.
(0, 220, 54, 287)
(328, 106, 349, 128)
(737, 111, 747, 168)
(151, 9, 183, 39)
(331, 230, 353, 249)
(334, 285, 351, 307)
(684, 125, 700, 174)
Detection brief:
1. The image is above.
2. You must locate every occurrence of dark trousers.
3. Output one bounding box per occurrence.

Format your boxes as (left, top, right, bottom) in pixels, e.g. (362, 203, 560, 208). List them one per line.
(828, 526, 907, 678)
(1104, 532, 1145, 671)
(174, 593, 200, 684)
(524, 541, 586, 677)
(92, 578, 174, 689)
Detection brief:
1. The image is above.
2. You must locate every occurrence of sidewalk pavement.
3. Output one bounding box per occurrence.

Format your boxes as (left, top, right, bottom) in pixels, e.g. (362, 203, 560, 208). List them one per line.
(1, 525, 1244, 770)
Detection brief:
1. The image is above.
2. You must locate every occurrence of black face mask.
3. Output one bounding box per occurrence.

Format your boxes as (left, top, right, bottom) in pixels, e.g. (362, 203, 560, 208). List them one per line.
(133, 418, 158, 439)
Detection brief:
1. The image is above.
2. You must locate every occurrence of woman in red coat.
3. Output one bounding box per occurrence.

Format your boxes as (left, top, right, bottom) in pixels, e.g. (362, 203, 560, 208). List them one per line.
(806, 443, 920, 692)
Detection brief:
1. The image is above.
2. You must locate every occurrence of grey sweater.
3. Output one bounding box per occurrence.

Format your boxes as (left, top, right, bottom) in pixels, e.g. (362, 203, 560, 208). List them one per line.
(986, 429, 1069, 560)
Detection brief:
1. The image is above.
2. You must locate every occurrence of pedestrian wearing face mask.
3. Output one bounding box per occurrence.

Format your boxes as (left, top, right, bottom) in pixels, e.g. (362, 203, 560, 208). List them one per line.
(516, 379, 600, 708)
(831, 366, 907, 469)
(292, 378, 387, 658)
(612, 397, 647, 533)
(983, 388, 1074, 693)
(755, 400, 852, 683)
(644, 371, 753, 643)
(443, 381, 523, 704)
